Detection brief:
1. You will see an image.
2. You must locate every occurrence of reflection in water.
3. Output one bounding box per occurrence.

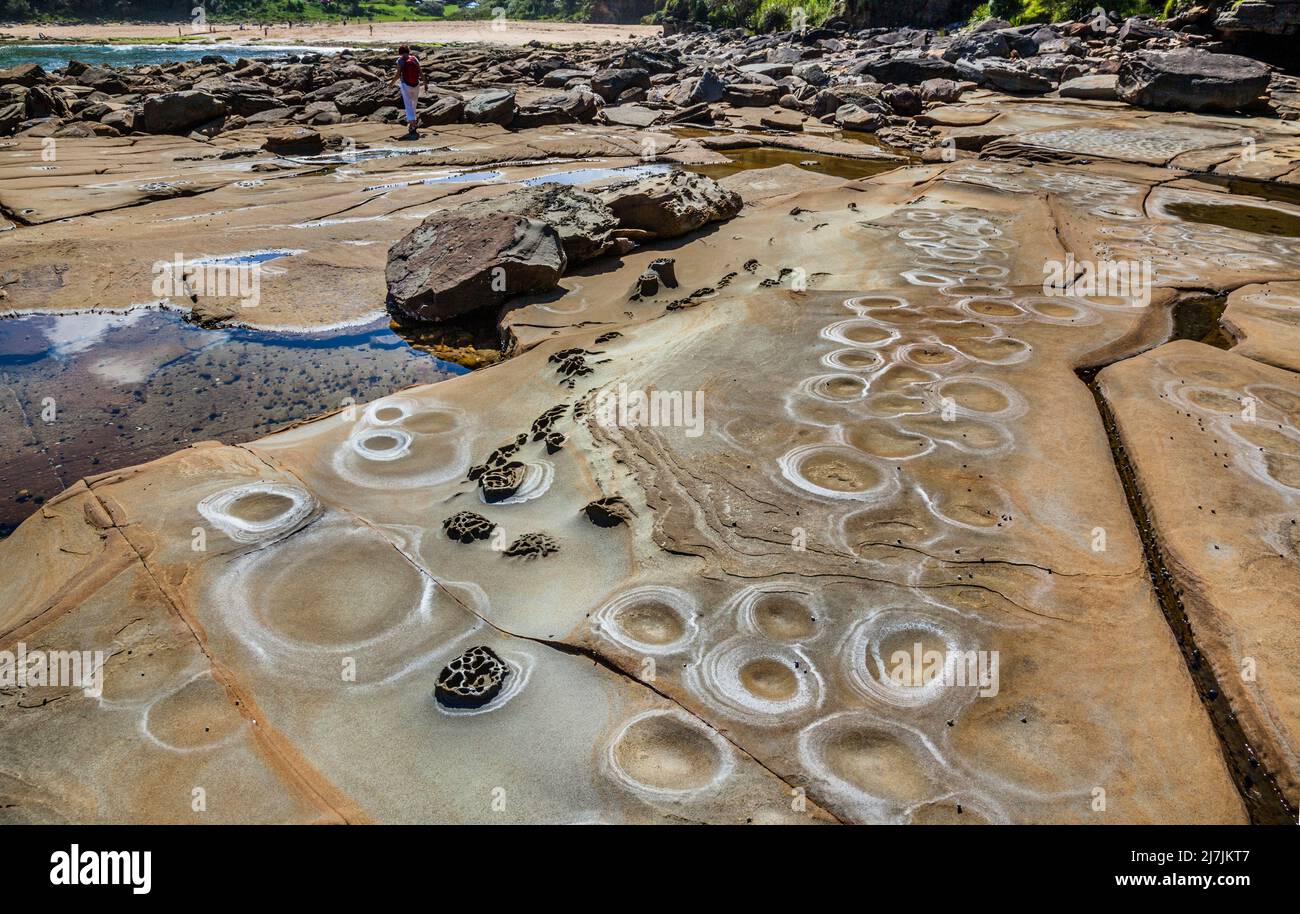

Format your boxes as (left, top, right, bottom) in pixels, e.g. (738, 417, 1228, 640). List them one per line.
(522, 163, 671, 187)
(686, 146, 906, 182)
(0, 308, 467, 535)
(1166, 201, 1300, 238)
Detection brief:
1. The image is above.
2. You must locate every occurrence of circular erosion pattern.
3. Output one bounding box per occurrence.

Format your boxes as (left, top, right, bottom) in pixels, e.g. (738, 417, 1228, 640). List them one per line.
(197, 482, 318, 545)
(590, 585, 699, 655)
(687, 637, 823, 726)
(605, 709, 734, 798)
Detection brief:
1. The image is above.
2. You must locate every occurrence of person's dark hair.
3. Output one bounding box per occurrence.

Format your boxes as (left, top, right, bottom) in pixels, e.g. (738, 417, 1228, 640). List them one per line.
(398, 45, 410, 56)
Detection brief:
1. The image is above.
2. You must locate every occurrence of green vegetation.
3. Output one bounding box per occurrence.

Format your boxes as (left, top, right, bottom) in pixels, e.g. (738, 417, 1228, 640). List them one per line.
(967, 0, 1168, 26)
(0, 0, 496, 23)
(655, 0, 833, 31)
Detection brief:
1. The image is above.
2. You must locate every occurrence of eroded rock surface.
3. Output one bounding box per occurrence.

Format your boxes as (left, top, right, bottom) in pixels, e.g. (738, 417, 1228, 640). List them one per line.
(4, 21, 1300, 825)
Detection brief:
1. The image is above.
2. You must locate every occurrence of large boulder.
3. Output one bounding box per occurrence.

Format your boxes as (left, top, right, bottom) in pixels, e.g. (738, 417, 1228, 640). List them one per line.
(1059, 74, 1120, 100)
(386, 212, 566, 323)
(589, 67, 651, 103)
(598, 170, 742, 239)
(334, 81, 393, 116)
(419, 94, 465, 127)
(460, 184, 618, 265)
(835, 103, 885, 132)
(976, 62, 1054, 94)
(140, 90, 227, 133)
(854, 55, 959, 86)
(262, 126, 324, 156)
(664, 70, 725, 106)
(1215, 0, 1300, 37)
(511, 89, 597, 128)
(724, 83, 784, 107)
(0, 63, 46, 87)
(464, 89, 517, 125)
(1117, 49, 1271, 112)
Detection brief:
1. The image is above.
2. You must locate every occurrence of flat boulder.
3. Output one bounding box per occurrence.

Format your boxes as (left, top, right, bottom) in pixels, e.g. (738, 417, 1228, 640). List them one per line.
(1117, 49, 1271, 112)
(1059, 74, 1119, 100)
(386, 211, 566, 322)
(723, 83, 783, 107)
(262, 126, 324, 156)
(464, 89, 516, 125)
(140, 90, 227, 133)
(0, 63, 45, 87)
(419, 94, 464, 127)
(598, 170, 741, 239)
(334, 81, 392, 116)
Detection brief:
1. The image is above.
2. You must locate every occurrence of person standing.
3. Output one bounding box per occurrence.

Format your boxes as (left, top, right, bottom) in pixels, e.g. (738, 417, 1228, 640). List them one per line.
(395, 44, 423, 140)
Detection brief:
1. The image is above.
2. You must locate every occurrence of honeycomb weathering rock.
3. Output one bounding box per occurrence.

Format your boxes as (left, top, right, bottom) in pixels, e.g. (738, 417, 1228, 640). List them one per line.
(435, 646, 510, 709)
(503, 532, 560, 559)
(442, 511, 497, 544)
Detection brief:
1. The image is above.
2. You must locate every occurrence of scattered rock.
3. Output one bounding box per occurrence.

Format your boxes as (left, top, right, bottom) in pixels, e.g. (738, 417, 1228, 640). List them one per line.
(435, 646, 509, 709)
(442, 511, 496, 544)
(504, 532, 560, 559)
(584, 496, 635, 527)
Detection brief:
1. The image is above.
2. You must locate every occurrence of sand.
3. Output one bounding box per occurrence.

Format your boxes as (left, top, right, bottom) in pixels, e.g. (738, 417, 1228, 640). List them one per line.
(0, 19, 657, 47)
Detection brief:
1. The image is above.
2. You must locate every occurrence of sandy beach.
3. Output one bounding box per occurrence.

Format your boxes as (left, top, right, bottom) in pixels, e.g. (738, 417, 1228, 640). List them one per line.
(0, 19, 657, 47)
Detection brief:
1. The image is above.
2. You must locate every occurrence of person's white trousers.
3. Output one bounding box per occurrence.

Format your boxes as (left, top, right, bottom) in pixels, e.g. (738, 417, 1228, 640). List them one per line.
(399, 82, 419, 124)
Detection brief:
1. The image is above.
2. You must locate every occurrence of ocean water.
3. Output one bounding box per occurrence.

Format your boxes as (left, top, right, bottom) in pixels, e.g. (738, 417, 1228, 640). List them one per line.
(0, 42, 351, 72)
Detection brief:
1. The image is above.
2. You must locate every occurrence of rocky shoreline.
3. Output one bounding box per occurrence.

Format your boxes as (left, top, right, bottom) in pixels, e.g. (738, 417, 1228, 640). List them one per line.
(2, 13, 1300, 824)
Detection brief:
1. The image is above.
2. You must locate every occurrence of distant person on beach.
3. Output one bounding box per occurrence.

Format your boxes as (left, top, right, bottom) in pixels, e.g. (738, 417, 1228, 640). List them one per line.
(395, 44, 424, 140)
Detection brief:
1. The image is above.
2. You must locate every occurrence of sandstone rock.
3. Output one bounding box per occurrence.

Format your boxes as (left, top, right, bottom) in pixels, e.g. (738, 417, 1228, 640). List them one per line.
(0, 63, 46, 87)
(835, 103, 885, 132)
(598, 170, 741, 238)
(883, 85, 922, 115)
(460, 183, 619, 266)
(334, 81, 393, 116)
(1059, 74, 1120, 100)
(792, 62, 829, 86)
(760, 108, 805, 131)
(920, 77, 962, 103)
(856, 55, 959, 86)
(140, 90, 227, 133)
(976, 62, 1054, 94)
(442, 511, 497, 544)
(419, 94, 465, 126)
(464, 88, 517, 125)
(590, 67, 651, 103)
(584, 496, 634, 527)
(600, 104, 662, 128)
(386, 211, 566, 322)
(263, 126, 324, 156)
(723, 83, 784, 107)
(1117, 49, 1271, 112)
(665, 70, 724, 106)
(435, 646, 509, 709)
(100, 107, 137, 133)
(1215, 0, 1300, 38)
